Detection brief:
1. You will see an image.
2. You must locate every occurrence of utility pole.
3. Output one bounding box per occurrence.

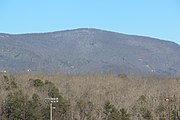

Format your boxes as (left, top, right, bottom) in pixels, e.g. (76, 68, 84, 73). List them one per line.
(50, 102, 53, 120)
(45, 97, 59, 120)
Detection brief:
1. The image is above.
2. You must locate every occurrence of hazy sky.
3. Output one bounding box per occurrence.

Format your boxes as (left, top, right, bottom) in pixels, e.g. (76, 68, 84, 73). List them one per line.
(0, 0, 180, 44)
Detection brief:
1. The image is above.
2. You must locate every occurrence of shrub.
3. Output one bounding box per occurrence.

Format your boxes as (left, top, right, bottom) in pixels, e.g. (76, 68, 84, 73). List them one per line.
(33, 79, 44, 87)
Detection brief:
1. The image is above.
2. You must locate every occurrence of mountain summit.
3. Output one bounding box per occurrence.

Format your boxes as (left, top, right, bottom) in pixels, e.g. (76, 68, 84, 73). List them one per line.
(0, 28, 180, 76)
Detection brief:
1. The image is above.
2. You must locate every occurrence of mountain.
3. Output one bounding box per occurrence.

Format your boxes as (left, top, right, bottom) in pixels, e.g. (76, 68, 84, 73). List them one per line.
(0, 28, 180, 76)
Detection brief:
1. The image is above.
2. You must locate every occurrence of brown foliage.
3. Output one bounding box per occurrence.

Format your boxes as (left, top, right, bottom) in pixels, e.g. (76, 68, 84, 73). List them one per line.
(1, 73, 180, 119)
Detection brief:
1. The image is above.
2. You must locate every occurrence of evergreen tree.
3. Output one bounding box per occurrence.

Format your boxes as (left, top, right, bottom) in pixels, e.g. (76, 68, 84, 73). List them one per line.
(103, 101, 131, 120)
(48, 85, 71, 120)
(119, 108, 131, 120)
(26, 93, 43, 120)
(3, 90, 28, 120)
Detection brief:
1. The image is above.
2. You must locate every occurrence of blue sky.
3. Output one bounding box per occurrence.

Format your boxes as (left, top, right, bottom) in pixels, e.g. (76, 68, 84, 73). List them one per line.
(0, 0, 180, 44)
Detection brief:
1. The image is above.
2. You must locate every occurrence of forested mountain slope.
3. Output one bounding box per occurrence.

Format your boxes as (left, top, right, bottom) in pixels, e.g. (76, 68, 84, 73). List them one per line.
(0, 28, 180, 76)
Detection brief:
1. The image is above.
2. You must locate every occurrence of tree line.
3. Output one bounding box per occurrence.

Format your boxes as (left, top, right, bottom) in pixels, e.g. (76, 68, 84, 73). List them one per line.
(0, 74, 180, 120)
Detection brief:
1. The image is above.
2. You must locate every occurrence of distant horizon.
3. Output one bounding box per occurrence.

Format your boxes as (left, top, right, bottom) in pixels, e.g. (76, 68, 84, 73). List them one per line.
(0, 27, 179, 45)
